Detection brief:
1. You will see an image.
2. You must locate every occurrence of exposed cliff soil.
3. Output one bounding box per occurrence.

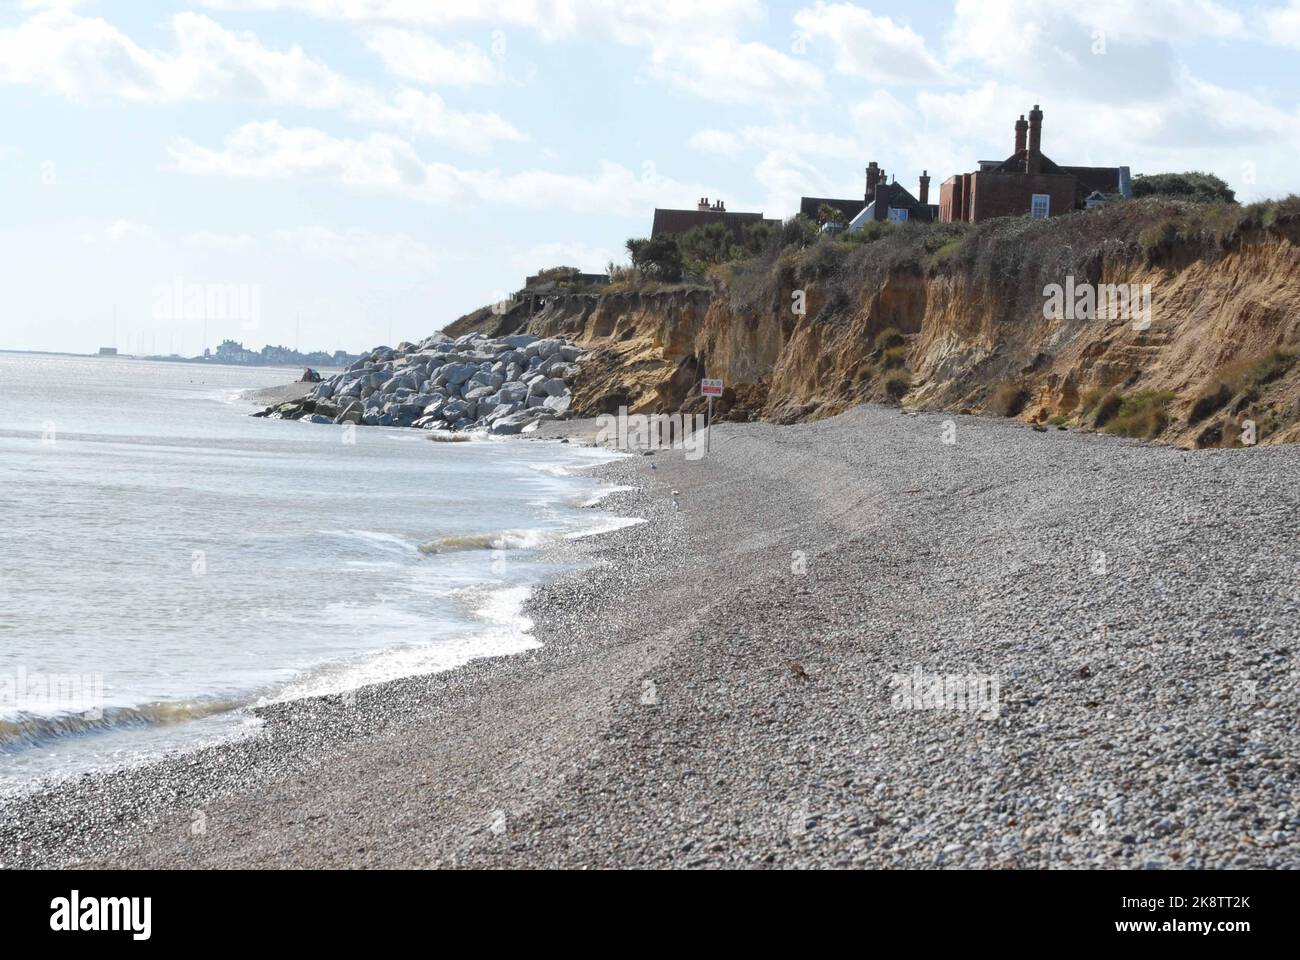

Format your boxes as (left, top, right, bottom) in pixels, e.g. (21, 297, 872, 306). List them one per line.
(449, 197, 1300, 447)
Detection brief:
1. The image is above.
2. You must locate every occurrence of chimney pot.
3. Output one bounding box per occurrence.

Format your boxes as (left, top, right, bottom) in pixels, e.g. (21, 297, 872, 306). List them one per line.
(1027, 105, 1043, 174)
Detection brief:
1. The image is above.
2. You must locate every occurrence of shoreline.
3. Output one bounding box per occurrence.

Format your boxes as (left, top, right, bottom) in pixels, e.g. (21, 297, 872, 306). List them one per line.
(2, 406, 1298, 868)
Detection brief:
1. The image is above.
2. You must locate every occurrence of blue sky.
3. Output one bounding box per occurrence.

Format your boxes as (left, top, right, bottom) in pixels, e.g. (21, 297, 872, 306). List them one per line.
(2, 0, 1299, 355)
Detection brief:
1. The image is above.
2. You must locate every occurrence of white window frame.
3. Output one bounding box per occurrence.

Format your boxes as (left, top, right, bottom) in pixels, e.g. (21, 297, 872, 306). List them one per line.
(1030, 193, 1051, 220)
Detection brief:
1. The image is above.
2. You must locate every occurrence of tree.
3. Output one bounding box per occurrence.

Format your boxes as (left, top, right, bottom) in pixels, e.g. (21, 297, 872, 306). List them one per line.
(1131, 171, 1236, 204)
(678, 222, 735, 274)
(780, 214, 820, 249)
(816, 202, 848, 226)
(625, 235, 684, 281)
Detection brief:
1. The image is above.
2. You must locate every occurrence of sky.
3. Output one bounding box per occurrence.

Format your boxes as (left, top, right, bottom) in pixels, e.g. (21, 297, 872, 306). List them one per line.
(2, 0, 1299, 355)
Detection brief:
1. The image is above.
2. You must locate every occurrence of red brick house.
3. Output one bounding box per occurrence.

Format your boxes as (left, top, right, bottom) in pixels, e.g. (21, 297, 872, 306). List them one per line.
(939, 106, 1130, 223)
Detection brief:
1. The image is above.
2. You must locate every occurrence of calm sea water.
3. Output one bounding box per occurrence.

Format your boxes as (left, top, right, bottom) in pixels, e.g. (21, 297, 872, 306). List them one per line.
(0, 353, 630, 792)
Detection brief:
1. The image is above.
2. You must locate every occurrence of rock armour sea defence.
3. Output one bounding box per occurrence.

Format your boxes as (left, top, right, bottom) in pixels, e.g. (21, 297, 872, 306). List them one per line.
(255, 332, 584, 435)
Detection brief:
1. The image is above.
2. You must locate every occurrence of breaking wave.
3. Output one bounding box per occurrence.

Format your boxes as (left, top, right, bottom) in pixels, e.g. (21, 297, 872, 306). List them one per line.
(0, 698, 246, 752)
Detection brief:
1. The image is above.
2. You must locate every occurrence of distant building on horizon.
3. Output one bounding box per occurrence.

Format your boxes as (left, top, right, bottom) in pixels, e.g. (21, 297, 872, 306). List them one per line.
(204, 339, 361, 368)
(650, 198, 779, 241)
(939, 105, 1131, 223)
(97, 347, 118, 356)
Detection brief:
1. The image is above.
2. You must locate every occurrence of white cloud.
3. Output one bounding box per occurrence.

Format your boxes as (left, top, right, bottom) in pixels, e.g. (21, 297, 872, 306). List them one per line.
(103, 220, 153, 242)
(199, 0, 764, 46)
(275, 226, 444, 272)
(512, 241, 617, 273)
(1262, 1, 1300, 47)
(185, 231, 259, 250)
(0, 10, 525, 151)
(689, 129, 744, 158)
(202, 0, 811, 107)
(359, 88, 524, 152)
(690, 124, 858, 159)
(648, 37, 824, 106)
(167, 121, 723, 215)
(366, 28, 502, 86)
(794, 3, 948, 83)
(944, 0, 1245, 102)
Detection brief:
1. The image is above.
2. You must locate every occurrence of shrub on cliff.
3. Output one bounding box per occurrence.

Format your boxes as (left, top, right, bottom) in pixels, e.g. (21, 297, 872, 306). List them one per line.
(1132, 172, 1236, 204)
(989, 381, 1030, 417)
(626, 235, 684, 282)
(1103, 391, 1174, 438)
(842, 220, 896, 244)
(781, 214, 821, 249)
(1189, 344, 1300, 423)
(882, 369, 911, 399)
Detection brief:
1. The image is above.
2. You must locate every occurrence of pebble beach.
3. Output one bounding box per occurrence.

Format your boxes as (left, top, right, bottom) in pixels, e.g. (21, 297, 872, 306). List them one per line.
(2, 405, 1297, 869)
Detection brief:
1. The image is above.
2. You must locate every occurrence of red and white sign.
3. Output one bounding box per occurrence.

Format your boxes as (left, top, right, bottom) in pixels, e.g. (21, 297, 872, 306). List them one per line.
(701, 378, 724, 397)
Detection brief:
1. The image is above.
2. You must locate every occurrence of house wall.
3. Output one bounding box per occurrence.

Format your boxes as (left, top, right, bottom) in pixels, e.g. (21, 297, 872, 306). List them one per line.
(970, 172, 1076, 221)
(938, 176, 963, 223)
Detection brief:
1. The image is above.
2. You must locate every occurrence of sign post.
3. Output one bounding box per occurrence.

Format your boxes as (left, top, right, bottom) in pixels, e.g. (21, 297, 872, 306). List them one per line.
(701, 378, 723, 454)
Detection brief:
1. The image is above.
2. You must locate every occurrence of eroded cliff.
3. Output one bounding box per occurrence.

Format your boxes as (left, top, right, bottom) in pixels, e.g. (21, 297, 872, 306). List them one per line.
(446, 197, 1300, 447)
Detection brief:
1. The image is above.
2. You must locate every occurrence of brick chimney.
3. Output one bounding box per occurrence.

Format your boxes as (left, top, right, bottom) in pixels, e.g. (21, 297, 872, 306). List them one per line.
(918, 170, 930, 206)
(697, 197, 710, 211)
(1014, 114, 1028, 156)
(714, 199, 725, 211)
(1027, 104, 1043, 174)
(866, 161, 880, 198)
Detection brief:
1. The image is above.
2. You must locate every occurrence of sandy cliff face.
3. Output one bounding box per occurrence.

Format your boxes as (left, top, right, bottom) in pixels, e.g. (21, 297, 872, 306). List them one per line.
(450, 201, 1300, 447)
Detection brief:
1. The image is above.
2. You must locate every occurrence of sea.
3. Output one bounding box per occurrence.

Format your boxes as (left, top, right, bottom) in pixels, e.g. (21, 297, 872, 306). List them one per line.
(0, 352, 633, 793)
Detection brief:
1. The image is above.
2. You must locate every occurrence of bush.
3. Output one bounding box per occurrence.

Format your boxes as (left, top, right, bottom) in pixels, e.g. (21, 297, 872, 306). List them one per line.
(881, 345, 908, 370)
(1188, 382, 1233, 424)
(1138, 219, 1181, 262)
(1102, 391, 1174, 438)
(874, 327, 905, 350)
(1089, 390, 1123, 428)
(1186, 344, 1299, 424)
(842, 220, 896, 244)
(882, 369, 911, 399)
(780, 214, 821, 249)
(533, 265, 581, 282)
(1132, 171, 1236, 204)
(989, 381, 1030, 417)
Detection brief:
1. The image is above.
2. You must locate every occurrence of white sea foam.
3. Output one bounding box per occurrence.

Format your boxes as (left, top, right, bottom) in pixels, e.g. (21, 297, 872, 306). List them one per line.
(581, 484, 636, 507)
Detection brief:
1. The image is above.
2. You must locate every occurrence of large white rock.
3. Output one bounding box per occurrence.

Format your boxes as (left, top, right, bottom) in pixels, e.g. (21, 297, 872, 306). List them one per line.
(497, 381, 529, 404)
(501, 334, 539, 349)
(442, 362, 477, 386)
(543, 394, 572, 416)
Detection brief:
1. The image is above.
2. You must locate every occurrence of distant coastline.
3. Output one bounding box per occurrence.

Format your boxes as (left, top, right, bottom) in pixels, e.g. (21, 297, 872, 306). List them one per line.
(0, 349, 344, 372)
